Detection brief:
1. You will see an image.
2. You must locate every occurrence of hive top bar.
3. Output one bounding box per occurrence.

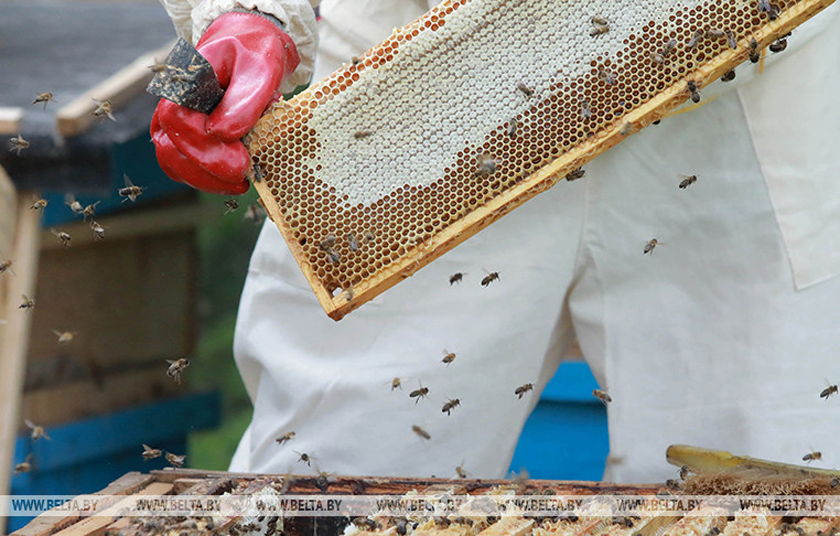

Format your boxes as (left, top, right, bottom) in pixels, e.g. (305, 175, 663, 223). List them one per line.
(248, 0, 833, 320)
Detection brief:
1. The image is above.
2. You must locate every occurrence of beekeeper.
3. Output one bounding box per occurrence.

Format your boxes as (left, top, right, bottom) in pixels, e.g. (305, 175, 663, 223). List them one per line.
(152, 0, 840, 483)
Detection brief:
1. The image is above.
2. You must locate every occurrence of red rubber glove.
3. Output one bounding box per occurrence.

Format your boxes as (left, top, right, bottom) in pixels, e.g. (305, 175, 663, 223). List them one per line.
(151, 12, 300, 195)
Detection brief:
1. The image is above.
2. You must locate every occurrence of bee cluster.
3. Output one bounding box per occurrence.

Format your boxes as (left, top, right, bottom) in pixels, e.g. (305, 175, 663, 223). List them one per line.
(246, 0, 805, 319)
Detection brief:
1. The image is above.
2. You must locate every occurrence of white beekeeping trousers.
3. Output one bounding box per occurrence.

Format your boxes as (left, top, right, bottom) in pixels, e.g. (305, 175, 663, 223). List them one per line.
(230, 0, 840, 482)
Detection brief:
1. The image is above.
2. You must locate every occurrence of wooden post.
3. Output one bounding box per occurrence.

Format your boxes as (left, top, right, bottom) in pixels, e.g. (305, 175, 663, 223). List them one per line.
(0, 167, 42, 533)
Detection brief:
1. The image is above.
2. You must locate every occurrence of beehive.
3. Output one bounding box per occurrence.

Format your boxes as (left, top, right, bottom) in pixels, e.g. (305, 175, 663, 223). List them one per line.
(248, 0, 834, 320)
(15, 468, 840, 536)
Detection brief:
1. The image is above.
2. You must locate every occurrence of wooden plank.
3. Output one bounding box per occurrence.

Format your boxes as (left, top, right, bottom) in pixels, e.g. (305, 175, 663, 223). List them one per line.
(39, 201, 213, 251)
(0, 188, 42, 533)
(55, 40, 176, 137)
(19, 365, 181, 428)
(0, 166, 17, 304)
(51, 481, 173, 536)
(12, 473, 155, 536)
(25, 230, 196, 380)
(0, 107, 24, 135)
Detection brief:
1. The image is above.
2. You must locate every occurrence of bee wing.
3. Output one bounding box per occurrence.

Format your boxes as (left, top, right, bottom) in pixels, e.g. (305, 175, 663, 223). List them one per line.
(42, 431, 51, 441)
(24, 418, 35, 429)
(21, 294, 29, 300)
(123, 174, 134, 188)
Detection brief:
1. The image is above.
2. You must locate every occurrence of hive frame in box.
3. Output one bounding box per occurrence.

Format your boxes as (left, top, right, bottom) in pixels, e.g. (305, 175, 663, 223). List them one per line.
(249, 0, 834, 320)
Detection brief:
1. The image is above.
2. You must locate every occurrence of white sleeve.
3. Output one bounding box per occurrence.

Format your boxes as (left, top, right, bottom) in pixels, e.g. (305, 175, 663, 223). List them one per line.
(191, 0, 320, 93)
(158, 0, 196, 42)
(158, 0, 319, 93)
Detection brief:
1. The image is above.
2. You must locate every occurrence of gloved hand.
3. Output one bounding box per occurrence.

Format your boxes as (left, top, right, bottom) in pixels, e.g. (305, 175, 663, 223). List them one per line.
(151, 11, 300, 195)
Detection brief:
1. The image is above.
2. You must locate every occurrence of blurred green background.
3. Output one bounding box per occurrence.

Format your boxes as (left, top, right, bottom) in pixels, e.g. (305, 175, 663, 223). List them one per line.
(187, 190, 264, 470)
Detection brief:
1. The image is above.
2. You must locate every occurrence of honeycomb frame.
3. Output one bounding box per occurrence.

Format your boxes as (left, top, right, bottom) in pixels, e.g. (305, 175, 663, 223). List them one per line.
(248, 0, 834, 321)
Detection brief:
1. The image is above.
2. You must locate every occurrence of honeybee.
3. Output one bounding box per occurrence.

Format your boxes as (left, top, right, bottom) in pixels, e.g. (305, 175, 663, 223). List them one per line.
(661, 38, 678, 57)
(565, 168, 586, 181)
(25, 419, 50, 441)
(516, 82, 534, 97)
(89, 220, 106, 240)
(590, 16, 608, 25)
(759, 0, 779, 20)
(9, 135, 29, 155)
(65, 195, 84, 214)
(30, 198, 48, 210)
(388, 377, 404, 391)
(650, 51, 668, 65)
(243, 203, 265, 224)
(705, 28, 726, 39)
(295, 451, 314, 466)
(725, 29, 737, 49)
(276, 431, 296, 445)
(165, 357, 191, 384)
(644, 238, 659, 255)
(119, 175, 145, 202)
(52, 229, 71, 247)
(364, 230, 375, 242)
(353, 130, 373, 139)
(19, 294, 35, 311)
(820, 383, 838, 400)
(165, 452, 186, 468)
(687, 29, 705, 49)
(687, 80, 701, 103)
(832, 477, 839, 488)
(749, 38, 761, 63)
(82, 201, 100, 220)
(353, 518, 378, 531)
(507, 119, 518, 137)
(224, 198, 239, 214)
(319, 235, 336, 250)
(442, 398, 461, 415)
(33, 92, 55, 109)
(252, 161, 265, 183)
(593, 389, 611, 404)
(515, 383, 534, 399)
(346, 233, 359, 251)
(0, 259, 13, 276)
(442, 350, 456, 365)
(481, 271, 500, 286)
(580, 97, 592, 118)
(148, 61, 168, 74)
(803, 449, 822, 463)
(679, 465, 690, 480)
(590, 24, 609, 37)
(769, 37, 787, 53)
(449, 272, 464, 285)
(410, 383, 429, 403)
(476, 153, 498, 176)
(678, 174, 698, 189)
(620, 122, 633, 136)
(325, 248, 341, 264)
(412, 425, 431, 440)
(142, 444, 163, 460)
(52, 330, 76, 344)
(14, 454, 33, 476)
(597, 66, 616, 86)
(456, 463, 468, 478)
(92, 98, 116, 121)
(720, 69, 736, 82)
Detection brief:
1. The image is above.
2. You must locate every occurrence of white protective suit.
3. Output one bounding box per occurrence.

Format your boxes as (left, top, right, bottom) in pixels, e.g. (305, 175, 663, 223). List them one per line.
(161, 0, 840, 482)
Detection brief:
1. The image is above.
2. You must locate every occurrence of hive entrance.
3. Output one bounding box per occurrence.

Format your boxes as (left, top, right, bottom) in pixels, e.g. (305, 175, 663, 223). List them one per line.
(249, 0, 833, 320)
